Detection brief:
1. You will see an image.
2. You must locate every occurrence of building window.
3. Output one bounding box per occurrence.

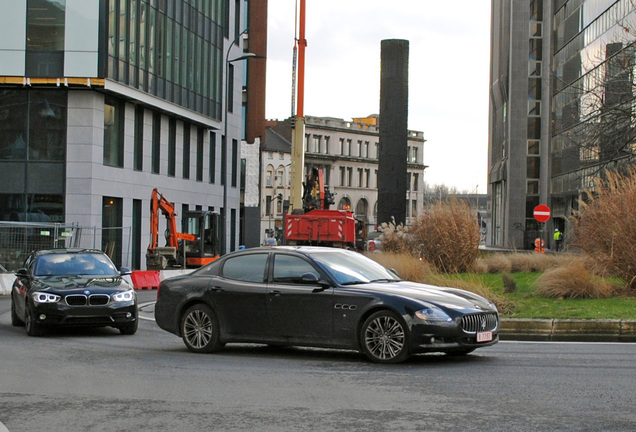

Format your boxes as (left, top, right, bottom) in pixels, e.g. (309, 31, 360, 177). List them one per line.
(102, 196, 123, 268)
(231, 139, 238, 187)
(228, 63, 235, 113)
(412, 147, 418, 163)
(363, 141, 369, 158)
(413, 173, 419, 191)
(152, 112, 161, 174)
(339, 138, 345, 155)
(168, 118, 176, 177)
(29, 90, 67, 161)
(104, 98, 124, 168)
(358, 168, 363, 187)
(209, 131, 216, 183)
(183, 122, 191, 179)
(275, 167, 284, 188)
(265, 195, 272, 216)
(196, 127, 204, 181)
(266, 168, 273, 187)
(26, 0, 65, 77)
(134, 106, 144, 171)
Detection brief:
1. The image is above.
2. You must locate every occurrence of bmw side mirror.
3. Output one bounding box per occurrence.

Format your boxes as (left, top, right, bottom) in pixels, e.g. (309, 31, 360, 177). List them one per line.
(15, 268, 28, 277)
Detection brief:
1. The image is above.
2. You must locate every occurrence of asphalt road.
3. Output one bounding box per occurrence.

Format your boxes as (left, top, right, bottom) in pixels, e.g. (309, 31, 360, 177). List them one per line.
(1, 291, 635, 432)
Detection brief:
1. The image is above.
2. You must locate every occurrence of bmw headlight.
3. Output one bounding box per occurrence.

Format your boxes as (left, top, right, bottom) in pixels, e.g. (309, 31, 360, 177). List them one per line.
(112, 290, 135, 302)
(32, 292, 61, 304)
(415, 306, 453, 324)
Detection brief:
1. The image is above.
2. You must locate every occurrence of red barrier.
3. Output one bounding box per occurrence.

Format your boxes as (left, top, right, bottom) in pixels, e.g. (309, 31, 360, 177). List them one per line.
(131, 270, 161, 290)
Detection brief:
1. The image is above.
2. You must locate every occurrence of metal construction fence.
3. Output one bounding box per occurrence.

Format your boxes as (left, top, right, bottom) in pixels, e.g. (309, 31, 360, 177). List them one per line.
(0, 222, 132, 271)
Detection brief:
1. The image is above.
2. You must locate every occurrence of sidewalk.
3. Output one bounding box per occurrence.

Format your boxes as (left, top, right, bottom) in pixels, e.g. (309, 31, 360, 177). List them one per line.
(500, 318, 636, 342)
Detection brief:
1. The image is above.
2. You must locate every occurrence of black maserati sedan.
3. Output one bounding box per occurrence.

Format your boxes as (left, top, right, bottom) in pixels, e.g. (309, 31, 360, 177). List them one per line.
(155, 246, 498, 363)
(11, 248, 138, 336)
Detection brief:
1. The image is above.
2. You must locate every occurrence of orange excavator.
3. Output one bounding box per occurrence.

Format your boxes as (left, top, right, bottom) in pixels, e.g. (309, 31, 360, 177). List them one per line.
(146, 188, 220, 270)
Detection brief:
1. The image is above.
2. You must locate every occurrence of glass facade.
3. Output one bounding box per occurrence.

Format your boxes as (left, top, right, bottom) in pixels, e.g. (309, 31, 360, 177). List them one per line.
(0, 89, 66, 222)
(551, 0, 636, 193)
(107, 0, 225, 119)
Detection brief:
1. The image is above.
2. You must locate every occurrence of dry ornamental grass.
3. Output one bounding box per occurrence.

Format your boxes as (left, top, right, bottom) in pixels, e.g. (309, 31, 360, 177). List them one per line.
(573, 167, 636, 289)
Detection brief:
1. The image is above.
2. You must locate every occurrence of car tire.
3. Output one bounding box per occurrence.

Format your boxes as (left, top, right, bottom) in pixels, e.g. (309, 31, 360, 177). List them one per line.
(25, 306, 44, 337)
(118, 319, 138, 335)
(11, 297, 24, 327)
(180, 304, 223, 353)
(360, 310, 410, 364)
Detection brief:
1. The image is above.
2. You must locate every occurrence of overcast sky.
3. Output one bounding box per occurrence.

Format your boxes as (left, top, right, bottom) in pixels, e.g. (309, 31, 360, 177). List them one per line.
(264, 1, 492, 193)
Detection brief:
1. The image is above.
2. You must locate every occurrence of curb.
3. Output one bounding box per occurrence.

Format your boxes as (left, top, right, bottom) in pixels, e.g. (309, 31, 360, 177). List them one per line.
(500, 318, 636, 342)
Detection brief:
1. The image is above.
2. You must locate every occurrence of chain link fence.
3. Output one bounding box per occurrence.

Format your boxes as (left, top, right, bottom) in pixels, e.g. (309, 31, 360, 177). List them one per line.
(0, 222, 131, 271)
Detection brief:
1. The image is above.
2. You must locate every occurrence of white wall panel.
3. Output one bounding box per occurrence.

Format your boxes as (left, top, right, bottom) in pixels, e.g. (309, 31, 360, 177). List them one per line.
(0, 0, 26, 76)
(64, 0, 99, 77)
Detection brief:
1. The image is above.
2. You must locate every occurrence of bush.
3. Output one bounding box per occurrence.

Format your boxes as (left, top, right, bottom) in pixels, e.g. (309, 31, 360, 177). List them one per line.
(502, 273, 517, 293)
(573, 167, 636, 288)
(534, 257, 616, 299)
(475, 252, 574, 274)
(366, 251, 434, 282)
(380, 200, 480, 273)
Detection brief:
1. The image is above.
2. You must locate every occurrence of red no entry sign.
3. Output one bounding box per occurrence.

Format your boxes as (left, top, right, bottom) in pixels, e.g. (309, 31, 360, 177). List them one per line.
(533, 204, 551, 223)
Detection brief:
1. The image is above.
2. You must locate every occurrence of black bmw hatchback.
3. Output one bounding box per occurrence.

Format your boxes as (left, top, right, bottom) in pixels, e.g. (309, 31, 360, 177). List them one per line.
(11, 248, 138, 336)
(155, 246, 498, 363)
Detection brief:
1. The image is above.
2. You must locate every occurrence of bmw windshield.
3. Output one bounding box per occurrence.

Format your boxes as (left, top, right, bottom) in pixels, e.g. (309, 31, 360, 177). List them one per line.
(310, 250, 401, 285)
(33, 253, 119, 277)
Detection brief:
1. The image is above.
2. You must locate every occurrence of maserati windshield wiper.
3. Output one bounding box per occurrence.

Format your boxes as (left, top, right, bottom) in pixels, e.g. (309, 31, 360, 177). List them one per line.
(340, 280, 368, 286)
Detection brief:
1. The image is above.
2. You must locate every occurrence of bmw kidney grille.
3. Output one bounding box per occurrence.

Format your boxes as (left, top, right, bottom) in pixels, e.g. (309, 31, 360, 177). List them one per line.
(65, 294, 110, 306)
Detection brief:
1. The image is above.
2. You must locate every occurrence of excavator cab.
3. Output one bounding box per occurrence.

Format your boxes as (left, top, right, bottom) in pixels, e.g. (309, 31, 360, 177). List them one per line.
(182, 210, 220, 267)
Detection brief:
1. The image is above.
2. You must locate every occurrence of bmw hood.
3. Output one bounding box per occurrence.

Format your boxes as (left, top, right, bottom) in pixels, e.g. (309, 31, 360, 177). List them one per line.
(32, 275, 131, 293)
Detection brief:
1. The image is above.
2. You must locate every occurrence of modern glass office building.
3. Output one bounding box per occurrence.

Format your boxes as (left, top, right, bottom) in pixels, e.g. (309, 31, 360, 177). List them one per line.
(0, 0, 252, 268)
(488, 0, 636, 250)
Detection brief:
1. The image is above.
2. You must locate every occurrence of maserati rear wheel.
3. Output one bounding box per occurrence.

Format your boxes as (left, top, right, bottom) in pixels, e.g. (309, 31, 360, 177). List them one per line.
(180, 304, 224, 353)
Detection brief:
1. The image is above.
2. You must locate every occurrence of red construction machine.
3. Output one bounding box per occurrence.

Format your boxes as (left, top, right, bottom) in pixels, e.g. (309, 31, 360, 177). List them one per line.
(284, 168, 362, 250)
(146, 188, 220, 270)
(283, 1, 365, 250)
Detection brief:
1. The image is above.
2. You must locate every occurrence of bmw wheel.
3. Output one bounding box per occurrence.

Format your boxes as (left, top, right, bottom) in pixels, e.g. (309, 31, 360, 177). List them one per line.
(360, 310, 409, 364)
(118, 319, 138, 335)
(180, 304, 223, 353)
(25, 306, 44, 337)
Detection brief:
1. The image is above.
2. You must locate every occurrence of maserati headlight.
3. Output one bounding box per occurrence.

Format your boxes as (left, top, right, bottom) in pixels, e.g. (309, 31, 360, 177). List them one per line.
(112, 290, 135, 302)
(32, 292, 61, 304)
(415, 306, 453, 324)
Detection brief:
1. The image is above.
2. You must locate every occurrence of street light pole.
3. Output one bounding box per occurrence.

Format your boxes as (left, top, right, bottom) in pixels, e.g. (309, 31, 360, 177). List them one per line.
(222, 28, 255, 255)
